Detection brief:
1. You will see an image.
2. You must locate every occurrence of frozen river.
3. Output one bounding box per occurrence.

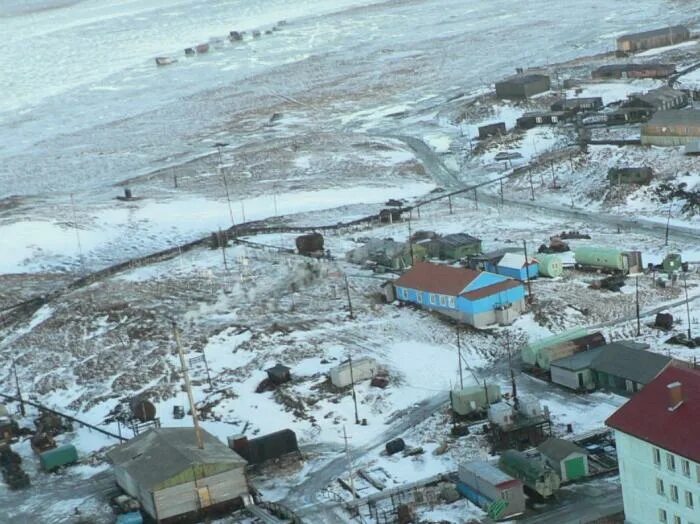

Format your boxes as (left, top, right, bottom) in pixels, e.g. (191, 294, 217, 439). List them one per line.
(1, 0, 699, 198)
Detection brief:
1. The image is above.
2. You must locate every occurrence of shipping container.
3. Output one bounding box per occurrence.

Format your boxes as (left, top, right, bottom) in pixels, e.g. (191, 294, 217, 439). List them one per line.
(116, 512, 143, 524)
(39, 444, 78, 472)
(537, 254, 563, 278)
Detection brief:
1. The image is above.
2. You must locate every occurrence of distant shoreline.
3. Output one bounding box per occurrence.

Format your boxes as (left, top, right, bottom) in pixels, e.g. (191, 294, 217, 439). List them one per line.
(0, 0, 85, 18)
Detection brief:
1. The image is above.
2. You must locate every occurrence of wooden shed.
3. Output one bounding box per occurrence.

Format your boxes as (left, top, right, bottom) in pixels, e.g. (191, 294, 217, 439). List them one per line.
(107, 427, 249, 523)
(617, 25, 690, 53)
(642, 109, 700, 146)
(478, 122, 507, 139)
(495, 74, 551, 100)
(537, 438, 589, 482)
(457, 460, 526, 519)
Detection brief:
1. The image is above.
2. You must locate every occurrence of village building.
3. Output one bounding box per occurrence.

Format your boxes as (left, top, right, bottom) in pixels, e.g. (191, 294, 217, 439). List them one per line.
(592, 63, 676, 80)
(606, 366, 700, 524)
(641, 109, 700, 146)
(608, 167, 653, 185)
(329, 357, 378, 388)
(623, 87, 689, 112)
(425, 233, 482, 260)
(106, 427, 250, 523)
(457, 460, 526, 520)
(537, 438, 590, 482)
(549, 346, 603, 391)
(346, 238, 426, 270)
(478, 122, 507, 139)
(605, 107, 654, 125)
(485, 252, 539, 281)
(516, 111, 570, 129)
(229, 429, 300, 465)
(616, 25, 690, 53)
(550, 97, 603, 113)
(495, 73, 551, 100)
(392, 262, 525, 328)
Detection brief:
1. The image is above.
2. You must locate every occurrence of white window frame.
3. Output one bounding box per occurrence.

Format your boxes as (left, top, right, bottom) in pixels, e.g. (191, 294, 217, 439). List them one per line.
(686, 490, 694, 509)
(448, 296, 456, 308)
(429, 294, 437, 305)
(659, 508, 667, 523)
(657, 478, 665, 496)
(673, 516, 681, 524)
(439, 295, 447, 307)
(668, 453, 676, 472)
(682, 459, 690, 477)
(671, 484, 678, 503)
(417, 293, 423, 304)
(654, 448, 661, 466)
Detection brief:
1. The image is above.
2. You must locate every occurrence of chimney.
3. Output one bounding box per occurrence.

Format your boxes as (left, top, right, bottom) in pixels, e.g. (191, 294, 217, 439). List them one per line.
(667, 381, 683, 411)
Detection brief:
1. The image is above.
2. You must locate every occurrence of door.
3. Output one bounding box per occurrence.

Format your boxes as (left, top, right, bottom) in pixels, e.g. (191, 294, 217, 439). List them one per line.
(565, 457, 586, 480)
(197, 486, 212, 509)
(577, 373, 584, 389)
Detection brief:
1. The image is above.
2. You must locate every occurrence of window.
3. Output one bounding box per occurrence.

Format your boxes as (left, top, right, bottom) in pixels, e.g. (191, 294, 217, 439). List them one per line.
(502, 488, 511, 501)
(668, 453, 676, 472)
(657, 478, 665, 496)
(673, 516, 681, 524)
(448, 297, 456, 308)
(429, 294, 436, 305)
(654, 448, 662, 466)
(686, 491, 694, 509)
(417, 293, 423, 304)
(659, 509, 667, 523)
(439, 295, 447, 307)
(682, 460, 690, 477)
(671, 484, 678, 503)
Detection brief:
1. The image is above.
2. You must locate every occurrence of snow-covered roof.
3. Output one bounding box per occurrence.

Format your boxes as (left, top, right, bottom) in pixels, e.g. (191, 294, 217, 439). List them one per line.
(497, 252, 536, 270)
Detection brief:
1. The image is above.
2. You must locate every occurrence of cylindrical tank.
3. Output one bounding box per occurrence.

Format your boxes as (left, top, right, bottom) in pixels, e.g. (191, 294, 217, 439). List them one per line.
(296, 233, 324, 255)
(130, 397, 156, 423)
(537, 332, 606, 370)
(538, 254, 563, 278)
(450, 385, 501, 415)
(385, 438, 406, 455)
(521, 328, 588, 366)
(574, 246, 627, 271)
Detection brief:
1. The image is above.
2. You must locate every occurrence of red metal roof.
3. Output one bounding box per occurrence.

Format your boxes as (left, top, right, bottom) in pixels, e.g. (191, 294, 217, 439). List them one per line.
(606, 366, 700, 462)
(462, 279, 521, 300)
(393, 262, 522, 300)
(394, 262, 480, 296)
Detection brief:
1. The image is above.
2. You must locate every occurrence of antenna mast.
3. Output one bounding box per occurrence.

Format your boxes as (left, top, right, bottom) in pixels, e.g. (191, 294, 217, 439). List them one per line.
(173, 321, 204, 449)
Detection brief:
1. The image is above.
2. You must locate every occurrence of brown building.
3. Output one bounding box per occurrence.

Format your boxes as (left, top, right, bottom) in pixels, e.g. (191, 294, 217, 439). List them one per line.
(616, 25, 690, 53)
(592, 63, 676, 80)
(478, 122, 507, 139)
(495, 74, 551, 100)
(623, 87, 688, 112)
(516, 111, 571, 129)
(641, 109, 700, 146)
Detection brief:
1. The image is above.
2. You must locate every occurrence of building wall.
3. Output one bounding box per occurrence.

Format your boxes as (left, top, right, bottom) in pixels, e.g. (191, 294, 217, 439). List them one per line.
(642, 134, 700, 147)
(614, 430, 700, 524)
(547, 452, 589, 482)
(114, 467, 158, 520)
(550, 366, 594, 390)
(154, 467, 247, 521)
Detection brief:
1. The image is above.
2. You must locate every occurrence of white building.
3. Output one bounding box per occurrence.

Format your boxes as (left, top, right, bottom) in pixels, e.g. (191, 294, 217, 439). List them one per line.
(329, 357, 377, 388)
(606, 366, 700, 524)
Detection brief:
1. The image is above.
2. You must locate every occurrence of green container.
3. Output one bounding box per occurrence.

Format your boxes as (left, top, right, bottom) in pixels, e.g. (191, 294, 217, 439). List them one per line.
(521, 328, 588, 366)
(40, 444, 78, 472)
(538, 254, 563, 278)
(574, 246, 626, 271)
(663, 253, 682, 274)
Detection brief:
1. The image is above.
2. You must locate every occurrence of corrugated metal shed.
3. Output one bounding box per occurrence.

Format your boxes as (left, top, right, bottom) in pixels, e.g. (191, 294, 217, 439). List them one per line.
(460, 460, 515, 487)
(591, 342, 669, 385)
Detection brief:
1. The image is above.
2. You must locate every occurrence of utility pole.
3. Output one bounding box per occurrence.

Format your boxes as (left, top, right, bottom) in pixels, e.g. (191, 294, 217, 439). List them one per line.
(683, 273, 692, 340)
(665, 205, 672, 246)
(407, 210, 415, 265)
(473, 188, 478, 210)
(172, 321, 204, 449)
(528, 169, 535, 200)
(218, 228, 228, 271)
(213, 142, 235, 228)
(499, 178, 504, 206)
(12, 359, 25, 417)
(448, 195, 453, 214)
(348, 354, 360, 424)
(635, 276, 641, 337)
(342, 426, 356, 498)
(70, 193, 86, 274)
(456, 326, 464, 389)
(344, 274, 354, 319)
(522, 240, 532, 299)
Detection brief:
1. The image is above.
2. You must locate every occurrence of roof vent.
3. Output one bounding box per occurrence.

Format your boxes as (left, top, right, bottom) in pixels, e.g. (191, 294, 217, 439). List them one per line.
(667, 381, 683, 411)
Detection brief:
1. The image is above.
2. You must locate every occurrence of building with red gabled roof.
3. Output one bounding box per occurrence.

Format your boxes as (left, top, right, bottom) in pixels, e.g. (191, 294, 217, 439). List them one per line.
(605, 365, 700, 524)
(392, 262, 525, 328)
